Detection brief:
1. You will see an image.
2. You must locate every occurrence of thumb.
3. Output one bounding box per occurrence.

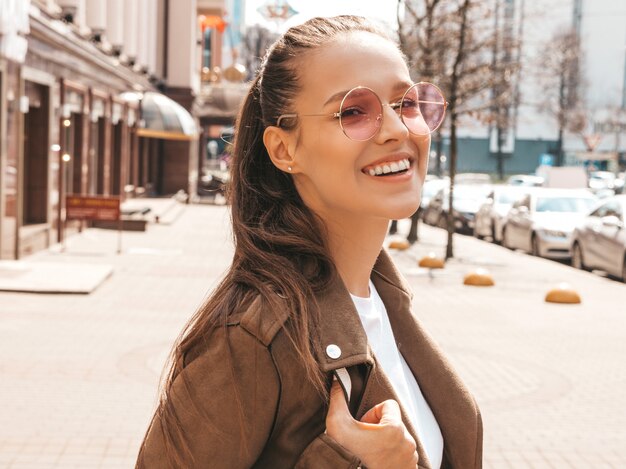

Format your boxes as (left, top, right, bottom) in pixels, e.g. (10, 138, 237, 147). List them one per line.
(327, 378, 352, 421)
(360, 399, 403, 425)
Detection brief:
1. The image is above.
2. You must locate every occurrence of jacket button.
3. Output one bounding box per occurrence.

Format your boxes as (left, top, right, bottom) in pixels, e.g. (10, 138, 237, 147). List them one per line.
(326, 344, 342, 359)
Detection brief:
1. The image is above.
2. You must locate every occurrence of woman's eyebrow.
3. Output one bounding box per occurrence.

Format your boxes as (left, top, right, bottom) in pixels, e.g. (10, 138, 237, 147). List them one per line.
(393, 81, 414, 92)
(323, 90, 350, 107)
(323, 81, 415, 107)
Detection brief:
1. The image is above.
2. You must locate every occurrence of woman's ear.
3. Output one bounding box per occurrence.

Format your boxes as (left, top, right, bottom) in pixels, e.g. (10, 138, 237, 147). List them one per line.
(263, 126, 297, 173)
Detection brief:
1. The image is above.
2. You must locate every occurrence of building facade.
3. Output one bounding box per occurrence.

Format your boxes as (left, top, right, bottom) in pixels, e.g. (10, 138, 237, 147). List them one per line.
(0, 0, 214, 259)
(417, 0, 626, 177)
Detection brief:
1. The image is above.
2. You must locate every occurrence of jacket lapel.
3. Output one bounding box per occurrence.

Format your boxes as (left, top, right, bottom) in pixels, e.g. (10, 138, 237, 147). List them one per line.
(372, 250, 482, 469)
(313, 258, 430, 468)
(314, 249, 481, 468)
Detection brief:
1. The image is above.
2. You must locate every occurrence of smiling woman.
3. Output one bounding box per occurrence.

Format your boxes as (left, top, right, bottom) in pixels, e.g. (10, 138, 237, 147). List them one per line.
(136, 15, 482, 469)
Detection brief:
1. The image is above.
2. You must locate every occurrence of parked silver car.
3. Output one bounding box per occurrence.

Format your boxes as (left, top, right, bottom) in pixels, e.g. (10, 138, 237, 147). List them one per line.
(474, 186, 534, 243)
(571, 195, 626, 281)
(501, 188, 597, 259)
(423, 184, 493, 233)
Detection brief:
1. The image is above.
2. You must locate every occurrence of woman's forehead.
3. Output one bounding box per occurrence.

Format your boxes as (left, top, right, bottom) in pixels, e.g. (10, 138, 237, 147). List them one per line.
(296, 32, 411, 102)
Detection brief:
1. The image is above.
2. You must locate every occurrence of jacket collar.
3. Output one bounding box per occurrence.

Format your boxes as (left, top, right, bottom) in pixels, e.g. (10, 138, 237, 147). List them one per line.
(315, 248, 482, 469)
(314, 249, 412, 373)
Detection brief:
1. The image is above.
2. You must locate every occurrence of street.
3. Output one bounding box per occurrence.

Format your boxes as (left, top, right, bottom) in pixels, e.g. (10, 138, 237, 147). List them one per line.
(1, 202, 625, 468)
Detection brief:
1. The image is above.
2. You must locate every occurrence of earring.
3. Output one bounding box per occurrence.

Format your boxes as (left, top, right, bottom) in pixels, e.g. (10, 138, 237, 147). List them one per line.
(287, 166, 292, 172)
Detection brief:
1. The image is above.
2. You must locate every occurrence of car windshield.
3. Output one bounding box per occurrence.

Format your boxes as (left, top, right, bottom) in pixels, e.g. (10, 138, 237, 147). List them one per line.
(455, 186, 491, 201)
(423, 182, 446, 198)
(535, 196, 596, 213)
(591, 173, 614, 181)
(497, 191, 524, 204)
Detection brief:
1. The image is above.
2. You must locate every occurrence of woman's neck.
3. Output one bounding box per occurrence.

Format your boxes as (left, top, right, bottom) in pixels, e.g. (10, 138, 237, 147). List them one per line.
(322, 213, 388, 298)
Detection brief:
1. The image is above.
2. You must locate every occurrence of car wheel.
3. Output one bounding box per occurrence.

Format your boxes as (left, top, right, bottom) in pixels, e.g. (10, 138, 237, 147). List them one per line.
(572, 242, 587, 271)
(473, 225, 484, 240)
(502, 226, 512, 249)
(531, 233, 541, 257)
(437, 214, 448, 230)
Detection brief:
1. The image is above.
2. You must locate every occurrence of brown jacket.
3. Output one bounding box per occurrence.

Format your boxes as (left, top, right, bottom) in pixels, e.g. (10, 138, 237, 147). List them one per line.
(137, 250, 482, 468)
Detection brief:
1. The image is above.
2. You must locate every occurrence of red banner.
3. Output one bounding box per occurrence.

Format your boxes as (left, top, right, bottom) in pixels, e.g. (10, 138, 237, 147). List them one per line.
(66, 195, 120, 221)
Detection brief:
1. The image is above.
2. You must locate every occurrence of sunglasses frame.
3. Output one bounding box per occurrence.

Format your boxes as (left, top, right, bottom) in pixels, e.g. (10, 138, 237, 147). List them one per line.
(276, 82, 448, 141)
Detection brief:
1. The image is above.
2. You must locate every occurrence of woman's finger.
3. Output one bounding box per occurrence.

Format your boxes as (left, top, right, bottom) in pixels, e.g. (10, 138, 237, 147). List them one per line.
(360, 399, 402, 425)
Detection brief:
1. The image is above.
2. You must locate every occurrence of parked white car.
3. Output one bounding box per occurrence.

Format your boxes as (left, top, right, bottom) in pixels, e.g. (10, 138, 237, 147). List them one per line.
(506, 174, 544, 187)
(420, 177, 450, 210)
(423, 184, 493, 233)
(474, 185, 534, 243)
(589, 171, 617, 193)
(571, 195, 626, 281)
(501, 188, 597, 259)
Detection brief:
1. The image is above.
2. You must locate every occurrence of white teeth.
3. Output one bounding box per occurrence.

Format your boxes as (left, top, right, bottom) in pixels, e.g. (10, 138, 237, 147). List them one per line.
(365, 158, 411, 176)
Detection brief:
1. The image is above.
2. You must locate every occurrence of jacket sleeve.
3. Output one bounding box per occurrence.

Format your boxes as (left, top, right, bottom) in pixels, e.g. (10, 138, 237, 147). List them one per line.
(136, 325, 280, 469)
(294, 433, 362, 469)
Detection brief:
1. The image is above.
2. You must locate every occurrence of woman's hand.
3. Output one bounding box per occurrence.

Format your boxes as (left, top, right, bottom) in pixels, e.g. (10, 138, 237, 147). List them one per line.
(325, 380, 418, 469)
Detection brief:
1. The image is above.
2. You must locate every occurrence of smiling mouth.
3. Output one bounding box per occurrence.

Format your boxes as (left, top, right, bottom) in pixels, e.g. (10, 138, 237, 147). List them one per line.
(363, 158, 412, 177)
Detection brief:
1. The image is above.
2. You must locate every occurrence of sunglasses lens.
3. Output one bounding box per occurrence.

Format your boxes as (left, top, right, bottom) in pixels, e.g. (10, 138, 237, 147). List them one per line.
(401, 83, 446, 135)
(339, 88, 383, 141)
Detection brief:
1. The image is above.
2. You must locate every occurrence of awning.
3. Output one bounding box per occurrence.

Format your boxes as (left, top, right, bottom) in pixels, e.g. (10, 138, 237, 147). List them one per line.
(119, 91, 198, 141)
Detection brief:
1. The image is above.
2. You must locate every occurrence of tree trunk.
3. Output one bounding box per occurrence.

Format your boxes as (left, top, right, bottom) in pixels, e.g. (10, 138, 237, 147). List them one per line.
(446, 115, 457, 259)
(557, 71, 566, 166)
(435, 131, 443, 177)
(445, 0, 472, 259)
(557, 126, 564, 166)
(497, 126, 504, 180)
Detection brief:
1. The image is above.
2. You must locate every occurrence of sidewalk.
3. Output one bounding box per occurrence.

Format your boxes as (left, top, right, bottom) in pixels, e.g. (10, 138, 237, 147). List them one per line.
(0, 197, 186, 294)
(0, 205, 624, 468)
(391, 219, 626, 468)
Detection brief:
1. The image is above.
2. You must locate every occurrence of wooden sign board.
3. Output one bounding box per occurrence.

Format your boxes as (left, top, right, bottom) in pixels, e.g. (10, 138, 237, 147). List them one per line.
(66, 195, 120, 221)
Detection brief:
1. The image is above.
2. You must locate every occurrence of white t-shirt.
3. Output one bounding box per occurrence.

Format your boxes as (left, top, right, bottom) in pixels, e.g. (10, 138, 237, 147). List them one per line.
(350, 280, 443, 469)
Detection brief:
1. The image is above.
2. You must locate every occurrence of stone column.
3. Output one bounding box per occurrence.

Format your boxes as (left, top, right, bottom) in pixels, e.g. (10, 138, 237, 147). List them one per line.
(85, 0, 106, 39)
(57, 0, 85, 26)
(136, 0, 149, 72)
(146, 0, 157, 75)
(167, 0, 199, 99)
(123, 0, 139, 63)
(106, 0, 124, 55)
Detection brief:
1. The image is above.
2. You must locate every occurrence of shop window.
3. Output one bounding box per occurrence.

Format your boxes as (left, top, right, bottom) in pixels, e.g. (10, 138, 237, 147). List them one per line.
(22, 81, 49, 225)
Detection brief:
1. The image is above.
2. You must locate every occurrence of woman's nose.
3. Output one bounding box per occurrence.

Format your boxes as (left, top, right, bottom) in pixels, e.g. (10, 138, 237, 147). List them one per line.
(374, 104, 409, 144)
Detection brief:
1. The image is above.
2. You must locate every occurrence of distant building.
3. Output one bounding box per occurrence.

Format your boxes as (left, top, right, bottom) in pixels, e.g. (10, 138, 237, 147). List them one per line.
(417, 0, 626, 176)
(0, 0, 251, 259)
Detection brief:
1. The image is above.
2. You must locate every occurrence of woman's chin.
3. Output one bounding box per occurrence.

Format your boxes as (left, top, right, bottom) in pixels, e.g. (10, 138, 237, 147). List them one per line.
(384, 201, 421, 221)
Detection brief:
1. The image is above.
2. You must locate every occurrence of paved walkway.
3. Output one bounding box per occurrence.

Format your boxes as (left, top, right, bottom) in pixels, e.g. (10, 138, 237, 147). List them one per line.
(0, 204, 624, 468)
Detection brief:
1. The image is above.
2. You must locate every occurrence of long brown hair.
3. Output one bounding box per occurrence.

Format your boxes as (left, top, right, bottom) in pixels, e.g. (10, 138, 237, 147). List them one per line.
(138, 15, 390, 467)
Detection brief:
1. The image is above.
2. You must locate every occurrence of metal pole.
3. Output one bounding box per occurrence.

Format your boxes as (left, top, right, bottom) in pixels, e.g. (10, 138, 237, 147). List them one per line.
(622, 37, 626, 111)
(62, 217, 67, 253)
(117, 215, 122, 254)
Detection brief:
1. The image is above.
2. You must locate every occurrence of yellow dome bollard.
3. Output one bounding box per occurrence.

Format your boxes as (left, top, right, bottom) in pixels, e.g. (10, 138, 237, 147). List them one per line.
(418, 253, 445, 269)
(389, 239, 410, 250)
(545, 283, 581, 304)
(463, 268, 495, 287)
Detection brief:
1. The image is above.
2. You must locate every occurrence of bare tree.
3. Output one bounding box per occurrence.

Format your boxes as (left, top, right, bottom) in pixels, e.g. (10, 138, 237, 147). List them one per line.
(490, 0, 517, 181)
(241, 25, 280, 80)
(398, 0, 519, 258)
(537, 29, 586, 166)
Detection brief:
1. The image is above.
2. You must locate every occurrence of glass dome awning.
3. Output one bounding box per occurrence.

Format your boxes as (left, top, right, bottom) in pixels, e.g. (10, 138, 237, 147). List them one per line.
(119, 91, 198, 141)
